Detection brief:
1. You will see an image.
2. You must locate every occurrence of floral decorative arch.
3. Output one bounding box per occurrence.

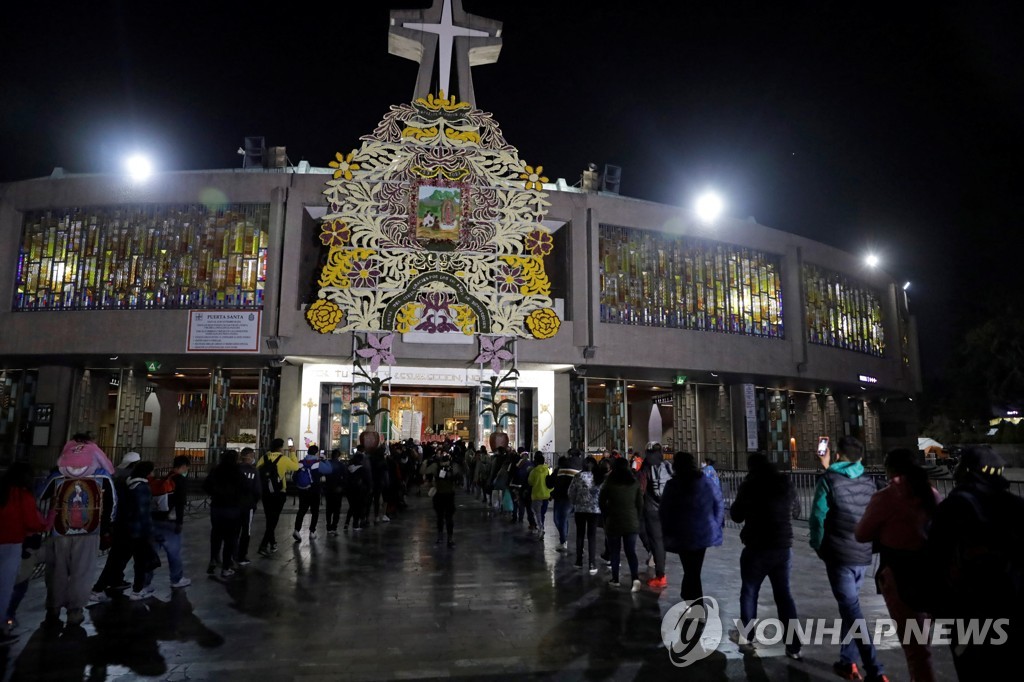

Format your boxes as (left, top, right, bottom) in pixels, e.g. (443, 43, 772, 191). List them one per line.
(306, 93, 561, 340)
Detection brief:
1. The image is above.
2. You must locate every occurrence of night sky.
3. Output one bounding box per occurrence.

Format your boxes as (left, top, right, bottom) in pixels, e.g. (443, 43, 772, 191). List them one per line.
(3, 1, 1021, 391)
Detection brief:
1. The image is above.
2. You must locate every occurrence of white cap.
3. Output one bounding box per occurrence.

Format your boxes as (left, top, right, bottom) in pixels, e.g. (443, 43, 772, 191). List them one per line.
(119, 451, 141, 468)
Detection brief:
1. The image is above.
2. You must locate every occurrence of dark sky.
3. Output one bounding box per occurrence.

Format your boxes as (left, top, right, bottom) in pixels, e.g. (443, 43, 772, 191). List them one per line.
(3, 1, 1021, 388)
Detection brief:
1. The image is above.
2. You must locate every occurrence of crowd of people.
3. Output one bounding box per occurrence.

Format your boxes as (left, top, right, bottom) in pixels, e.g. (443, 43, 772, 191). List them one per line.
(0, 431, 1020, 682)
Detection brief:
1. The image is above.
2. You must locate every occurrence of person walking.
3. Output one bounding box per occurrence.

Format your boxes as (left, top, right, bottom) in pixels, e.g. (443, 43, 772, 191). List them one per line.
(322, 449, 346, 535)
(809, 436, 887, 682)
(855, 448, 940, 682)
(527, 452, 553, 537)
(659, 452, 724, 602)
(730, 453, 801, 659)
(42, 435, 117, 627)
(425, 452, 461, 547)
(637, 443, 673, 588)
(0, 463, 52, 645)
(256, 438, 299, 557)
(599, 458, 644, 592)
(550, 456, 579, 550)
(204, 450, 248, 578)
(926, 445, 1024, 681)
(344, 451, 372, 531)
(147, 455, 192, 590)
(475, 447, 493, 507)
(90, 450, 140, 600)
(235, 447, 261, 566)
(125, 461, 160, 600)
(292, 445, 323, 542)
(568, 456, 601, 574)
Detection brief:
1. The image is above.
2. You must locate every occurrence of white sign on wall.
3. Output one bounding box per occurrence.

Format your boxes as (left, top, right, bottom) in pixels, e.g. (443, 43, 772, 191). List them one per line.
(186, 310, 261, 352)
(742, 383, 759, 451)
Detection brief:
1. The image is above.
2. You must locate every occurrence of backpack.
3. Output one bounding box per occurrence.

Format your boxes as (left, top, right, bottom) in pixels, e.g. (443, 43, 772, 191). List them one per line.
(644, 461, 673, 505)
(260, 455, 285, 494)
(149, 476, 176, 520)
(50, 475, 106, 537)
(294, 459, 317, 490)
(319, 459, 333, 477)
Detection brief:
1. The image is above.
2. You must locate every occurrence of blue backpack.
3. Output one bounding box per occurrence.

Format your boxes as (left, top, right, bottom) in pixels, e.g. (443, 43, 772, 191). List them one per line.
(294, 459, 316, 489)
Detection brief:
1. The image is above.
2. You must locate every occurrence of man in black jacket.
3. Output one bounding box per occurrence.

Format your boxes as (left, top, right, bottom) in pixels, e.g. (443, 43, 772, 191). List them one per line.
(730, 453, 800, 659)
(808, 437, 886, 682)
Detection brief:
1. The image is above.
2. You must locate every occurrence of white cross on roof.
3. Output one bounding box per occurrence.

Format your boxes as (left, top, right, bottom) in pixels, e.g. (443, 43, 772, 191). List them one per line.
(389, 0, 503, 107)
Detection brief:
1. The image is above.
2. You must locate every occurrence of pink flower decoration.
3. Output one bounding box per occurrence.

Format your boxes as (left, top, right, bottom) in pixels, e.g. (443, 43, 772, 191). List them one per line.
(355, 332, 396, 373)
(475, 336, 514, 373)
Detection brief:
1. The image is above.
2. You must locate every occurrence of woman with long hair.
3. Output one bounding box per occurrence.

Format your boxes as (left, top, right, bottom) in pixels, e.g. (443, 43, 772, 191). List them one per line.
(568, 456, 601, 574)
(1, 463, 51, 643)
(659, 452, 723, 601)
(598, 457, 643, 591)
(856, 448, 940, 682)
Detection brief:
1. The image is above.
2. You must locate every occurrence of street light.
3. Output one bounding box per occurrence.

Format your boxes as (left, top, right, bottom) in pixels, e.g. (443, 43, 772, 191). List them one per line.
(865, 253, 879, 268)
(125, 154, 153, 181)
(694, 191, 724, 224)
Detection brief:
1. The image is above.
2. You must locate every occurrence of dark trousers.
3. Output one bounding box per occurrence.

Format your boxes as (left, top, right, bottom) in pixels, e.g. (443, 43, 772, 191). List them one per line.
(739, 546, 800, 653)
(372, 487, 383, 518)
(130, 538, 155, 591)
(294, 488, 321, 533)
(259, 493, 286, 550)
(433, 493, 456, 537)
(237, 507, 256, 560)
(92, 533, 132, 591)
(643, 505, 667, 578)
(678, 548, 708, 601)
(574, 512, 599, 566)
(324, 490, 344, 531)
(609, 533, 639, 582)
(346, 492, 367, 528)
(210, 507, 242, 568)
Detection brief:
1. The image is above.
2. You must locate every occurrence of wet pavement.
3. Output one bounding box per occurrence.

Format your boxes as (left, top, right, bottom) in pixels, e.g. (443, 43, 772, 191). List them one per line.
(1, 491, 958, 681)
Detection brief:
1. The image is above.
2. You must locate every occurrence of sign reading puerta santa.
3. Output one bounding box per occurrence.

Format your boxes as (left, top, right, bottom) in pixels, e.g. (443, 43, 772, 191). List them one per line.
(305, 91, 560, 342)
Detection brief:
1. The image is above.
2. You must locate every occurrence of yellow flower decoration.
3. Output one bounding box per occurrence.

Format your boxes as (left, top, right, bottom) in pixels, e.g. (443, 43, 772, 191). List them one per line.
(328, 151, 360, 180)
(453, 305, 478, 335)
(526, 308, 560, 340)
(306, 299, 344, 334)
(500, 256, 551, 296)
(395, 303, 421, 333)
(319, 248, 375, 288)
(520, 165, 548, 191)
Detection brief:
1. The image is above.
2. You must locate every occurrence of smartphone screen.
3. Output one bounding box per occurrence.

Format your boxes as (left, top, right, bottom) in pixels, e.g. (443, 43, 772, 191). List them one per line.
(817, 437, 829, 455)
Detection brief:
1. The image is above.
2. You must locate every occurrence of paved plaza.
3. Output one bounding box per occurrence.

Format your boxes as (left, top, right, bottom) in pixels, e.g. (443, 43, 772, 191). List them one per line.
(2, 491, 958, 681)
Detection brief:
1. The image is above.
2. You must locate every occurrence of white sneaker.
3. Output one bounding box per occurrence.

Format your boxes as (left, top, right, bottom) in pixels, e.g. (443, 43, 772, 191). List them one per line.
(129, 586, 155, 601)
(309, 531, 318, 540)
(292, 530, 302, 542)
(559, 541, 568, 551)
(171, 577, 192, 588)
(381, 515, 390, 523)
(89, 590, 109, 603)
(631, 579, 642, 593)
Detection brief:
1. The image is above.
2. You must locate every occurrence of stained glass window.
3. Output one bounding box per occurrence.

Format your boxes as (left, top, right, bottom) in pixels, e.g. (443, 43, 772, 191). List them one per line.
(14, 204, 269, 311)
(803, 264, 884, 357)
(598, 224, 784, 338)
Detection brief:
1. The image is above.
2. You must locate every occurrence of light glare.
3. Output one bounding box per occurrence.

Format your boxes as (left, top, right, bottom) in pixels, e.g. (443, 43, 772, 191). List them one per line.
(903, 281, 911, 290)
(125, 154, 153, 181)
(695, 192, 724, 223)
(865, 253, 879, 268)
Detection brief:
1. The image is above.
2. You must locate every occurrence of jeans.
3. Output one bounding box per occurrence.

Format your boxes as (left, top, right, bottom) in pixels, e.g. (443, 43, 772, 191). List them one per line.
(0, 543, 21, 625)
(642, 505, 666, 578)
(825, 562, 884, 677)
(608, 533, 639, 582)
(260, 492, 286, 550)
(149, 520, 184, 583)
(739, 547, 800, 653)
(574, 512, 599, 566)
(531, 498, 549, 531)
(294, 488, 321, 533)
(552, 499, 572, 543)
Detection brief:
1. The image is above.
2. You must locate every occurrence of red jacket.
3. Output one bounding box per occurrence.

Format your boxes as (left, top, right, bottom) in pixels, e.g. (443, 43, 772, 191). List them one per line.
(0, 487, 50, 544)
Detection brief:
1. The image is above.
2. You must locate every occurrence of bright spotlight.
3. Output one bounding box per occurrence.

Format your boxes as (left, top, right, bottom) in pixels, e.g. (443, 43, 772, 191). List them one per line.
(865, 253, 879, 268)
(695, 191, 724, 224)
(903, 281, 911, 290)
(125, 154, 153, 181)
